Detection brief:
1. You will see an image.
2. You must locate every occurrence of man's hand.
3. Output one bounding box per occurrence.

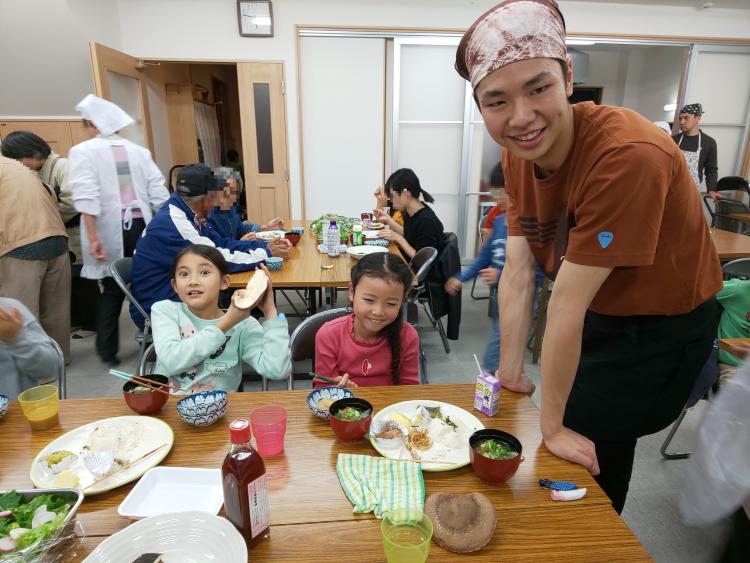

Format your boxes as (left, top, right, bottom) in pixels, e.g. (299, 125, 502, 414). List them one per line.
(708, 191, 724, 202)
(497, 371, 536, 396)
(444, 277, 463, 296)
(240, 232, 257, 241)
(267, 237, 292, 258)
(0, 306, 24, 342)
(261, 217, 285, 231)
(479, 267, 499, 286)
(543, 426, 600, 475)
(89, 239, 107, 261)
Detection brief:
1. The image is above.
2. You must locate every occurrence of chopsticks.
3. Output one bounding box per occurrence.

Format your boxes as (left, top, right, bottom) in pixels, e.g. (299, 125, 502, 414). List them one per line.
(84, 443, 168, 493)
(308, 371, 339, 386)
(393, 458, 459, 465)
(108, 369, 174, 397)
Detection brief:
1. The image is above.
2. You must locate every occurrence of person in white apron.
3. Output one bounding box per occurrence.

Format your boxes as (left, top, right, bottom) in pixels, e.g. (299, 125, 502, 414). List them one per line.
(672, 103, 720, 201)
(68, 95, 169, 366)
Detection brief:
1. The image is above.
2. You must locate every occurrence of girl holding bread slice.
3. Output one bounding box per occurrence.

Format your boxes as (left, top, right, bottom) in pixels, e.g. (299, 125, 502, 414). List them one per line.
(151, 244, 291, 393)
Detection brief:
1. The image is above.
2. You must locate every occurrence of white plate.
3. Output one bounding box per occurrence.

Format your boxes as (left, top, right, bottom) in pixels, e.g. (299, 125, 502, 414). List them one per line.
(370, 400, 485, 472)
(118, 467, 223, 520)
(346, 246, 389, 259)
(83, 511, 247, 563)
(254, 230, 285, 240)
(363, 230, 384, 238)
(30, 416, 174, 495)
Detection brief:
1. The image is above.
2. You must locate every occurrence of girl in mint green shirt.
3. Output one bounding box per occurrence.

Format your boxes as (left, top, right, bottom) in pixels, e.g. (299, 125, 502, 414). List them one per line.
(151, 244, 291, 393)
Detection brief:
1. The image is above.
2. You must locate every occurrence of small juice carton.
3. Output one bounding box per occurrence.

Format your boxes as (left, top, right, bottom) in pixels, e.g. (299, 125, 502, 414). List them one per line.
(474, 371, 501, 417)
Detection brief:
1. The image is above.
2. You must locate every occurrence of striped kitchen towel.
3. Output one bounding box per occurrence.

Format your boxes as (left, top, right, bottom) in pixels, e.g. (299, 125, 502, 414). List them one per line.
(336, 454, 425, 521)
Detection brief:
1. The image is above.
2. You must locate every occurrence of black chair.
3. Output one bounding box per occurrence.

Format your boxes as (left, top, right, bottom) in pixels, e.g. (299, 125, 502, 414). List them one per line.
(715, 199, 750, 234)
(407, 246, 452, 353)
(288, 307, 352, 390)
(702, 195, 716, 227)
(110, 258, 152, 372)
(716, 175, 750, 199)
(722, 258, 750, 281)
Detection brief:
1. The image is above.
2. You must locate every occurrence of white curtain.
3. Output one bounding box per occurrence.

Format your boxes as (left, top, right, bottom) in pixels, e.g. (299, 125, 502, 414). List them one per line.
(193, 101, 221, 169)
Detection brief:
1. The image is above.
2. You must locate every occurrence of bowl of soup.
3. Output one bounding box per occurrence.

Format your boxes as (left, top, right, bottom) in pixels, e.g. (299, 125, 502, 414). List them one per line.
(122, 374, 170, 415)
(469, 429, 523, 485)
(329, 397, 373, 442)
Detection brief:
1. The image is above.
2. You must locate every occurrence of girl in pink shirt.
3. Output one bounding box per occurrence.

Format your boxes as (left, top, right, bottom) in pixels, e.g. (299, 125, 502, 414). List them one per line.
(314, 253, 420, 387)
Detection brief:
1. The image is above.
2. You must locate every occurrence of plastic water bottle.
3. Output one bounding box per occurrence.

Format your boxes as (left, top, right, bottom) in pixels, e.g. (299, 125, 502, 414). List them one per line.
(327, 220, 340, 257)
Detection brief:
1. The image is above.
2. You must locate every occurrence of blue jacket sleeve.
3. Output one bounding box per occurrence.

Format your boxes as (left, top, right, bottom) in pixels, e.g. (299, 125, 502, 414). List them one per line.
(457, 215, 507, 283)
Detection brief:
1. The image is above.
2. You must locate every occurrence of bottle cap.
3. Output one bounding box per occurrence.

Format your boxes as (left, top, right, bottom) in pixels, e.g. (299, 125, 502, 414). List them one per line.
(229, 419, 251, 444)
(353, 225, 363, 232)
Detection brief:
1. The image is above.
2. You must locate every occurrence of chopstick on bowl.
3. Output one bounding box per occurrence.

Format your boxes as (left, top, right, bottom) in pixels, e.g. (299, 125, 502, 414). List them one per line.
(393, 457, 458, 465)
(308, 371, 340, 386)
(83, 443, 168, 493)
(108, 369, 174, 397)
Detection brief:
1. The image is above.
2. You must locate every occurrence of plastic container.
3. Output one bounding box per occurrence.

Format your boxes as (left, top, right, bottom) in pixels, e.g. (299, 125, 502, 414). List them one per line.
(249, 405, 288, 457)
(18, 384, 59, 430)
(381, 509, 433, 563)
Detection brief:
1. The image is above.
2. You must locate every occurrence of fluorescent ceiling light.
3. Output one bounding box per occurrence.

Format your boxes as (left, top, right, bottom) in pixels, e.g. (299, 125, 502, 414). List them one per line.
(664, 103, 676, 112)
(566, 40, 595, 46)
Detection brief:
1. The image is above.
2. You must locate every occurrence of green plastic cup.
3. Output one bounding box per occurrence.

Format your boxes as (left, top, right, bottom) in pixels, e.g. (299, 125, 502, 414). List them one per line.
(381, 509, 433, 563)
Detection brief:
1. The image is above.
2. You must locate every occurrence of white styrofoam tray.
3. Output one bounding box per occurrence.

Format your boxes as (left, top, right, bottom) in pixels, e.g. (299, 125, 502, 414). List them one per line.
(118, 466, 223, 520)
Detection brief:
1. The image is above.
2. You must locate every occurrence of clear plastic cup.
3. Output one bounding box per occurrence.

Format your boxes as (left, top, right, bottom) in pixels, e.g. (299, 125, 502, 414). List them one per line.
(381, 509, 433, 563)
(18, 384, 60, 431)
(249, 405, 287, 457)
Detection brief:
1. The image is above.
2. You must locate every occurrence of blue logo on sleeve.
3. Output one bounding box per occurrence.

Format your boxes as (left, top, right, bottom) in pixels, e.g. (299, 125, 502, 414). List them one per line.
(598, 231, 614, 249)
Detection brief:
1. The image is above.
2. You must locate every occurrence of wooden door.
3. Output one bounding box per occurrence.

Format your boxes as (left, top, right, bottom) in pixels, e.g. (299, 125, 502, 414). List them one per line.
(0, 120, 75, 155)
(237, 62, 291, 223)
(88, 42, 154, 152)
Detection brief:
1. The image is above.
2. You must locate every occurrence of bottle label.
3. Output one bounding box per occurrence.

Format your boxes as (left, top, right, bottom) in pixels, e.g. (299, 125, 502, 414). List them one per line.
(247, 474, 270, 539)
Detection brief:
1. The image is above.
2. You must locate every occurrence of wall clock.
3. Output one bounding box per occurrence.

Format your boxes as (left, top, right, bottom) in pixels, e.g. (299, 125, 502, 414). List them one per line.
(238, 0, 273, 37)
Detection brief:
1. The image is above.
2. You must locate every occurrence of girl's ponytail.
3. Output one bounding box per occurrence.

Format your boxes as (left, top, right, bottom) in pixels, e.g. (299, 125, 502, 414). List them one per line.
(419, 188, 435, 204)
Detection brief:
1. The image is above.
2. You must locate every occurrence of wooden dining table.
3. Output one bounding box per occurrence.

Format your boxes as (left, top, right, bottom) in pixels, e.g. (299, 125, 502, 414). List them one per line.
(710, 228, 750, 260)
(0, 384, 651, 561)
(228, 220, 397, 313)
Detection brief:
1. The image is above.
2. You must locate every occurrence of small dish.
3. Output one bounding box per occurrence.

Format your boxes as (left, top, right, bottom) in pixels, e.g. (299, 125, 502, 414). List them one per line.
(469, 429, 523, 485)
(290, 226, 305, 235)
(329, 398, 373, 442)
(0, 394, 8, 420)
(176, 390, 228, 427)
(118, 466, 223, 519)
(122, 374, 169, 415)
(369, 419, 407, 449)
(317, 243, 348, 254)
(346, 246, 389, 260)
(284, 231, 301, 246)
(265, 256, 284, 271)
(306, 386, 354, 421)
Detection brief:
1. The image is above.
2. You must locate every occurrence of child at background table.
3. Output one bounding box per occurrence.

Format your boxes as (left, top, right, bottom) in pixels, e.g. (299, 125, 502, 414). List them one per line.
(151, 244, 291, 393)
(314, 253, 420, 388)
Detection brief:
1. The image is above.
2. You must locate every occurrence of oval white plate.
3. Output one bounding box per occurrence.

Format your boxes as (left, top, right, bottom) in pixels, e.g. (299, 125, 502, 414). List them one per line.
(83, 511, 247, 563)
(370, 400, 485, 471)
(30, 416, 174, 495)
(255, 230, 285, 240)
(346, 246, 389, 259)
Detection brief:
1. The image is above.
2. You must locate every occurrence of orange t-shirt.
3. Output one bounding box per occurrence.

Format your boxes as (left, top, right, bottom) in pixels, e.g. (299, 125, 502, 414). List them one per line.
(504, 102, 722, 316)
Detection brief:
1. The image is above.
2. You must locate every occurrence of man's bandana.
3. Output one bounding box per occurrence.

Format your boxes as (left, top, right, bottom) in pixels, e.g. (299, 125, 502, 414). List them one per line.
(456, 0, 567, 89)
(679, 103, 703, 116)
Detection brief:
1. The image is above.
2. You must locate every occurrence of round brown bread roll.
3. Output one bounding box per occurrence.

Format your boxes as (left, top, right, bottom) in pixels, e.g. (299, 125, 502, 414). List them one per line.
(424, 492, 496, 553)
(233, 269, 268, 310)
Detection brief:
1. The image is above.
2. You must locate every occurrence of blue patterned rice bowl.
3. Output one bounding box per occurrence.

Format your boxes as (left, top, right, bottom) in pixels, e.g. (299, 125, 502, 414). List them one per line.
(0, 395, 8, 420)
(176, 390, 228, 427)
(306, 386, 354, 421)
(265, 256, 284, 271)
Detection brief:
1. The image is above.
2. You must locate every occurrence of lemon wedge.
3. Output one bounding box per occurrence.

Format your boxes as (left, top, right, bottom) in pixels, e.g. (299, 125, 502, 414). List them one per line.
(387, 412, 411, 428)
(51, 469, 80, 488)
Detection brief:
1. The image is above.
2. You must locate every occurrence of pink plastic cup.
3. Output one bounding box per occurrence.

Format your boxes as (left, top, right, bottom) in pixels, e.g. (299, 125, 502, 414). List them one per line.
(250, 405, 288, 457)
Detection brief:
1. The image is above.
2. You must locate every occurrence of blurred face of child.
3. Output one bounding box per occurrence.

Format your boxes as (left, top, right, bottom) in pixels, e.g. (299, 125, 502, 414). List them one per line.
(171, 252, 229, 314)
(348, 276, 405, 338)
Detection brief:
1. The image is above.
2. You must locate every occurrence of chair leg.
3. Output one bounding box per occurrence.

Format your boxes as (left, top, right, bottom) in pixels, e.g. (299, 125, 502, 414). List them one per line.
(419, 344, 428, 384)
(51, 339, 66, 399)
(660, 408, 690, 460)
(279, 290, 303, 317)
(262, 376, 269, 391)
(436, 316, 451, 354)
(470, 277, 489, 301)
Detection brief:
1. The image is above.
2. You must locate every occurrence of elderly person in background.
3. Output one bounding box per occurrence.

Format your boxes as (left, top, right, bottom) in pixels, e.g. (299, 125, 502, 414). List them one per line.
(207, 167, 284, 240)
(0, 298, 60, 399)
(1, 131, 98, 339)
(68, 94, 170, 366)
(0, 155, 71, 360)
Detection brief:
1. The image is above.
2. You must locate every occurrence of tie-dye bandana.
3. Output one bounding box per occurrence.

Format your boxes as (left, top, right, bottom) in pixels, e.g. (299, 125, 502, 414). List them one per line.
(456, 0, 567, 89)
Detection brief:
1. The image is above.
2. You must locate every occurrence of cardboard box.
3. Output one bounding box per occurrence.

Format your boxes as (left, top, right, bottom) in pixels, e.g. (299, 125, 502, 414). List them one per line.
(474, 371, 501, 416)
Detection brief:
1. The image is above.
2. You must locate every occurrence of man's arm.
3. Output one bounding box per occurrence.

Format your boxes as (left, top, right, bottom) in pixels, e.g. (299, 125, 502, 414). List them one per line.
(539, 259, 612, 474)
(496, 235, 536, 393)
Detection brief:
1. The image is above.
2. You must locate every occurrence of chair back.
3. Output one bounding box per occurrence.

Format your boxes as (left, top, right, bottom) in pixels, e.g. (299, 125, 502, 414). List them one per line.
(409, 247, 438, 285)
(289, 307, 352, 364)
(110, 257, 150, 321)
(715, 199, 750, 233)
(49, 338, 66, 399)
(722, 258, 750, 281)
(717, 175, 750, 198)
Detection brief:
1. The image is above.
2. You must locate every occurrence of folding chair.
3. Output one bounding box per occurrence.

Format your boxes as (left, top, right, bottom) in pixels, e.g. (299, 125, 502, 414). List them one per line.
(715, 199, 750, 234)
(722, 258, 750, 280)
(405, 246, 446, 367)
(110, 258, 152, 373)
(50, 338, 66, 399)
(288, 307, 352, 390)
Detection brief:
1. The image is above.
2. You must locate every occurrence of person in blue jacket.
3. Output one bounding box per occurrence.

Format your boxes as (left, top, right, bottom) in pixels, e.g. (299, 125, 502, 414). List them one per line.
(130, 164, 291, 329)
(445, 207, 543, 372)
(207, 167, 284, 240)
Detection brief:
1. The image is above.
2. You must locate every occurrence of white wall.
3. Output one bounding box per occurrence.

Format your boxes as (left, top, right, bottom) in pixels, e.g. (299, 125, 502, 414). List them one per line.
(2, 0, 749, 216)
(579, 48, 629, 107)
(622, 46, 686, 123)
(0, 0, 121, 116)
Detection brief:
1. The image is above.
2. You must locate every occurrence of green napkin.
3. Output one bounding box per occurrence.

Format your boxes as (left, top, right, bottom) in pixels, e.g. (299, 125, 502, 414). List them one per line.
(336, 454, 425, 522)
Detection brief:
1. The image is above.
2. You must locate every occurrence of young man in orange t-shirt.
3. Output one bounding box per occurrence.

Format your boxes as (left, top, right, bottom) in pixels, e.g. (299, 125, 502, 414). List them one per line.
(457, 0, 722, 514)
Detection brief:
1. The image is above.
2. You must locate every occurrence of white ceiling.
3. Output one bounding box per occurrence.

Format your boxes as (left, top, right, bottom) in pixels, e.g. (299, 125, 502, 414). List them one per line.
(570, 0, 750, 9)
